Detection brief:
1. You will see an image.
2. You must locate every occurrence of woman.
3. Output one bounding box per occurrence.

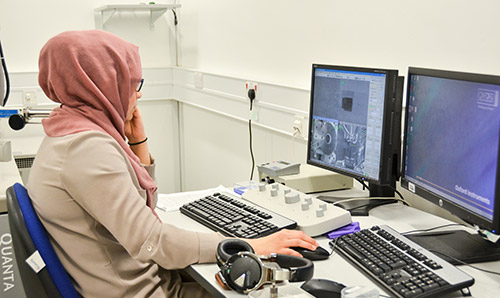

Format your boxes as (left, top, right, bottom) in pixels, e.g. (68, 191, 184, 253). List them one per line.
(28, 30, 318, 297)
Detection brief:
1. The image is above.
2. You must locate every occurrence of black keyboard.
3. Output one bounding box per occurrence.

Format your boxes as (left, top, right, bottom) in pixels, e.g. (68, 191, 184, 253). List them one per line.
(180, 192, 297, 238)
(334, 225, 474, 298)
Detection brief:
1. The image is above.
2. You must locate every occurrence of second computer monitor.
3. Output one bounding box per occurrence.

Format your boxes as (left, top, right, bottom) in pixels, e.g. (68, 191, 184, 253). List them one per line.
(307, 64, 403, 193)
(402, 67, 500, 233)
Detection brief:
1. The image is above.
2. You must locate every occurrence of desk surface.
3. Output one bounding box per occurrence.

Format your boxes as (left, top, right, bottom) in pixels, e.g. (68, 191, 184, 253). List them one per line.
(157, 198, 500, 298)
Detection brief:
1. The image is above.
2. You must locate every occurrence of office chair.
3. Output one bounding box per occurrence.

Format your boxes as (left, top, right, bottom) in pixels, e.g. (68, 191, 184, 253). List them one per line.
(6, 182, 80, 298)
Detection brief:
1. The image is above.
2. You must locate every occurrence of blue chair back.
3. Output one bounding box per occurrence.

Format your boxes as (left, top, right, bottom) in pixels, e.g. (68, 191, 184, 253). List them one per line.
(6, 183, 79, 298)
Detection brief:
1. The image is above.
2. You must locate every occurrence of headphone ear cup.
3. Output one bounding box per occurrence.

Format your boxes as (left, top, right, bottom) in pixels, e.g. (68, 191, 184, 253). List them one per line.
(222, 253, 263, 294)
(216, 239, 255, 267)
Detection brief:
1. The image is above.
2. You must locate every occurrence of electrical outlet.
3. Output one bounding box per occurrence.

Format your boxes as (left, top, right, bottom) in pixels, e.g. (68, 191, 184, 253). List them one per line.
(245, 82, 258, 101)
(293, 115, 306, 138)
(23, 91, 37, 105)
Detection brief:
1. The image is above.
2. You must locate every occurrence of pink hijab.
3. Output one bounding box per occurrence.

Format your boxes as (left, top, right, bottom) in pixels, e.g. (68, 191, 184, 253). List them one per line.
(38, 30, 158, 215)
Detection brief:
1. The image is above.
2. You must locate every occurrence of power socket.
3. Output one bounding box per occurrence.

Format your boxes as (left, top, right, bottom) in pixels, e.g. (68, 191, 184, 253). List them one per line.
(293, 115, 305, 138)
(23, 90, 37, 105)
(246, 82, 258, 101)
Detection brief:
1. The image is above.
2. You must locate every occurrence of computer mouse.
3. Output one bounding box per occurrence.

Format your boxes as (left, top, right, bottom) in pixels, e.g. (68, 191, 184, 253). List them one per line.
(291, 246, 330, 261)
(300, 278, 346, 298)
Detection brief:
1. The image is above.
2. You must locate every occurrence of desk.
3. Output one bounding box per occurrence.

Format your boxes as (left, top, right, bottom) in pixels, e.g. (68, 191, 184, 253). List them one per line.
(157, 200, 500, 298)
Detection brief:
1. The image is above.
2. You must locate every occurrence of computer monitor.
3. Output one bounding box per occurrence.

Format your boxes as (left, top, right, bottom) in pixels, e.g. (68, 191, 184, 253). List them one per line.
(401, 67, 500, 263)
(307, 64, 403, 213)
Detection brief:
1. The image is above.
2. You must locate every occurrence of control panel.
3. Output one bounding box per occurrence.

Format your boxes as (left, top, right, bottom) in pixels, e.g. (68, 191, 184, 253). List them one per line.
(242, 183, 352, 236)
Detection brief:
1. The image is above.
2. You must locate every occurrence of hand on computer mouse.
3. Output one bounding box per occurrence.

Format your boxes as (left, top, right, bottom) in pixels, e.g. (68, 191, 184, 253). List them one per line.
(245, 229, 319, 257)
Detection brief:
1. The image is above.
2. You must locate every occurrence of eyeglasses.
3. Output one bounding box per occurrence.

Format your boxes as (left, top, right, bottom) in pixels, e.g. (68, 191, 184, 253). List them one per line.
(136, 79, 144, 92)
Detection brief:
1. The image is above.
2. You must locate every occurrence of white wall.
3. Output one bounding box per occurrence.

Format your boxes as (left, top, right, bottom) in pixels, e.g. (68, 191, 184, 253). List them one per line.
(179, 0, 500, 88)
(173, 69, 308, 191)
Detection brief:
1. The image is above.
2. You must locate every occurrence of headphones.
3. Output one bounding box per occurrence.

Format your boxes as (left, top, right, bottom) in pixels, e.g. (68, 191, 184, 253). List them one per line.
(215, 239, 314, 294)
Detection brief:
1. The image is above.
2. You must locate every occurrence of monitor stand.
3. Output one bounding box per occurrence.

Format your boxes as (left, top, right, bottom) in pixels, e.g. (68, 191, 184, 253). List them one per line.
(405, 230, 500, 264)
(318, 183, 398, 216)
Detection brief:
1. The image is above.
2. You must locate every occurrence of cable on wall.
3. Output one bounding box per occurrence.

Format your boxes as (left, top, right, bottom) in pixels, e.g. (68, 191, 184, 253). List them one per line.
(248, 88, 256, 180)
(171, 8, 179, 66)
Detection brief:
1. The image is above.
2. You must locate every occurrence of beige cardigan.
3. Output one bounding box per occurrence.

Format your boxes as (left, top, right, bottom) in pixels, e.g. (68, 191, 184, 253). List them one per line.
(28, 131, 225, 297)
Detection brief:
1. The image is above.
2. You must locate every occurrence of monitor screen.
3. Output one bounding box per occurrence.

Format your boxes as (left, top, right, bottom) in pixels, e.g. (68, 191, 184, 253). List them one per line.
(402, 67, 500, 232)
(307, 64, 402, 188)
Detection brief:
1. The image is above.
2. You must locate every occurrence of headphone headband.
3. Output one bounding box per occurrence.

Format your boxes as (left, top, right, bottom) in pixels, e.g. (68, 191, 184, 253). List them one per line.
(216, 239, 255, 267)
(274, 254, 314, 282)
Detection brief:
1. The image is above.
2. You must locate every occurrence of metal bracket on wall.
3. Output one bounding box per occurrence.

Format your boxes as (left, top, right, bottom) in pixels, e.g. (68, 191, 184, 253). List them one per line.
(95, 4, 181, 30)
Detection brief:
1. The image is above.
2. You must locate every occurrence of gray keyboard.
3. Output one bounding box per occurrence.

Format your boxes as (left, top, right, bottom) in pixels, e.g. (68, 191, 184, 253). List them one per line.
(335, 225, 474, 298)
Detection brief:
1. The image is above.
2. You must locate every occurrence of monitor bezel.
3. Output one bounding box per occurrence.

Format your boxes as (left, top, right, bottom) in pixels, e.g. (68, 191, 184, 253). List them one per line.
(306, 64, 400, 186)
(401, 66, 500, 233)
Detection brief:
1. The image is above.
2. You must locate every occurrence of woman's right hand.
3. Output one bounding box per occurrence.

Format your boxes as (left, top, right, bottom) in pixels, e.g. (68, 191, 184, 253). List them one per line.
(124, 107, 151, 165)
(244, 229, 319, 258)
(124, 107, 147, 143)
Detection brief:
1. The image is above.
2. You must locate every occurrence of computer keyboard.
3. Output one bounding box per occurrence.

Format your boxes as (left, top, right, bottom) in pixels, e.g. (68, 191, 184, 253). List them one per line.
(242, 183, 352, 236)
(334, 225, 474, 298)
(180, 192, 297, 238)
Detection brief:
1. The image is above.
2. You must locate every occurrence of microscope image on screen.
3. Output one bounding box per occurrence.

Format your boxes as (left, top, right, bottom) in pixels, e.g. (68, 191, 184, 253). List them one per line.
(309, 75, 370, 177)
(310, 119, 367, 174)
(307, 65, 400, 185)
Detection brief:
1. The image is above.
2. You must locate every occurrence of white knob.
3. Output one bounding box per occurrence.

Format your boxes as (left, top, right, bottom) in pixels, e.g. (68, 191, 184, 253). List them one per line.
(304, 197, 313, 205)
(301, 203, 310, 211)
(271, 183, 280, 191)
(270, 189, 278, 197)
(284, 189, 291, 194)
(258, 183, 267, 192)
(285, 192, 300, 204)
(316, 208, 325, 217)
(319, 203, 327, 211)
